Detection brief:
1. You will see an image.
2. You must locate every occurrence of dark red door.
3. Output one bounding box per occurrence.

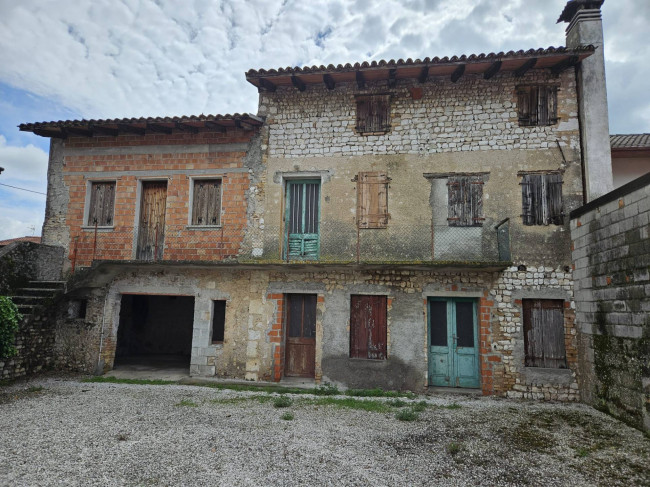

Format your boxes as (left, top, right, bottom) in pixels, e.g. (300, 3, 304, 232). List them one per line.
(350, 295, 387, 360)
(285, 294, 317, 377)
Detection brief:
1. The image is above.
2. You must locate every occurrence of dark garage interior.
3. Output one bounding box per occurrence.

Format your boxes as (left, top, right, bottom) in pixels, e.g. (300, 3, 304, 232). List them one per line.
(114, 294, 195, 370)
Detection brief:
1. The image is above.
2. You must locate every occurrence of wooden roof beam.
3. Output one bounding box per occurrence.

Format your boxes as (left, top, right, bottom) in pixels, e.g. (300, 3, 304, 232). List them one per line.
(356, 71, 365, 89)
(551, 55, 579, 75)
(259, 78, 277, 92)
(388, 68, 397, 88)
(33, 128, 66, 139)
(514, 58, 537, 77)
(90, 125, 119, 136)
(451, 64, 465, 83)
(204, 121, 227, 132)
(147, 123, 173, 134)
(483, 61, 502, 79)
(291, 75, 306, 92)
(323, 74, 335, 90)
(418, 66, 429, 84)
(175, 122, 199, 134)
(65, 126, 94, 137)
(117, 124, 146, 135)
(235, 120, 255, 131)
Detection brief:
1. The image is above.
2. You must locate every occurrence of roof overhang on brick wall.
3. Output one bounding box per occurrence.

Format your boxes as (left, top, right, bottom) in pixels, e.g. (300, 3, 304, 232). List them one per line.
(19, 113, 264, 139)
(245, 46, 595, 92)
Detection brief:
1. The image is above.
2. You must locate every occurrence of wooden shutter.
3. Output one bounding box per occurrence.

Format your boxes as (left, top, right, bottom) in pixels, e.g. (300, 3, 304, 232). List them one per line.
(357, 172, 389, 228)
(448, 176, 483, 227)
(192, 179, 221, 225)
(546, 173, 564, 225)
(523, 299, 566, 368)
(517, 87, 531, 126)
(521, 174, 537, 225)
(546, 86, 558, 125)
(350, 295, 387, 360)
(88, 182, 115, 226)
(356, 95, 390, 133)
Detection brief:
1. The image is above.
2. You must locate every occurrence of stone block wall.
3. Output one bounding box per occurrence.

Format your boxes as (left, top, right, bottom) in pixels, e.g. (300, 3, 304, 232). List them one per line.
(0, 242, 64, 294)
(570, 172, 650, 431)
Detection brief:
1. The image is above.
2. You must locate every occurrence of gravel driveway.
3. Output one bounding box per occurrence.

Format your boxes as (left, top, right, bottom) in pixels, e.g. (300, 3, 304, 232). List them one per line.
(1, 377, 648, 486)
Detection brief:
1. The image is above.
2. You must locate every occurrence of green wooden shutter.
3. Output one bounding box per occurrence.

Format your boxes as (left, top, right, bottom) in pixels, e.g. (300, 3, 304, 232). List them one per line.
(285, 180, 320, 259)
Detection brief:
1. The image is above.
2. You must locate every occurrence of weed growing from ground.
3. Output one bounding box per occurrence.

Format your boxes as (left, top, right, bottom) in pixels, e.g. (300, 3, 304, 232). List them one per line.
(176, 399, 198, 408)
(388, 399, 407, 408)
(313, 383, 339, 395)
(281, 412, 294, 421)
(27, 386, 44, 393)
(311, 397, 392, 413)
(116, 433, 129, 441)
(447, 442, 461, 456)
(395, 408, 419, 421)
(575, 447, 590, 458)
(412, 400, 429, 412)
(273, 395, 293, 408)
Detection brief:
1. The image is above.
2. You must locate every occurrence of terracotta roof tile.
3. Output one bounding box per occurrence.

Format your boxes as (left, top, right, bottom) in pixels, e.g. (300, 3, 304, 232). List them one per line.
(0, 236, 41, 246)
(610, 134, 650, 149)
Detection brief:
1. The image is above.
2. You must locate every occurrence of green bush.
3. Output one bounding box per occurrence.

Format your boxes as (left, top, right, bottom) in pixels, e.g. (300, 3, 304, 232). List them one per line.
(273, 395, 293, 408)
(0, 296, 21, 359)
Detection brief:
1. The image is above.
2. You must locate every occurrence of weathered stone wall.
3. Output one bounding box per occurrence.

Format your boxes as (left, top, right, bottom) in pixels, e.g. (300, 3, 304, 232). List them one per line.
(0, 307, 56, 381)
(0, 242, 64, 294)
(571, 172, 650, 432)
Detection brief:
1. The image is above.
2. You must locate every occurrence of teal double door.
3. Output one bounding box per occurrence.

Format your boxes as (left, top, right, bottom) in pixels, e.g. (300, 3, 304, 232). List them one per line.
(428, 298, 480, 388)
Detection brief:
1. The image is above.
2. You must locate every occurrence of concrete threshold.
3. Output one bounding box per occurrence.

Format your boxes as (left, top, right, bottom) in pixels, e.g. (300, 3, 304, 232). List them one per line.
(180, 376, 317, 390)
(427, 386, 483, 396)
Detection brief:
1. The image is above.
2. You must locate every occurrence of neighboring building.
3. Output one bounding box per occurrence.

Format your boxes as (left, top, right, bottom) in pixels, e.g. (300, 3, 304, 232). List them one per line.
(18, 1, 614, 399)
(0, 236, 41, 248)
(610, 134, 650, 188)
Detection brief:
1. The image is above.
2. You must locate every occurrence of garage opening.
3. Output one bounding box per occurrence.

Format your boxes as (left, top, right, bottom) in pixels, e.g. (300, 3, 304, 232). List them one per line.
(114, 294, 195, 373)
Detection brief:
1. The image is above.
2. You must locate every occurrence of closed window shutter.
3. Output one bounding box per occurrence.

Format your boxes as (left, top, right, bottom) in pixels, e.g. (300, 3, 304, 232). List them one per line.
(523, 299, 566, 368)
(521, 174, 535, 225)
(286, 181, 320, 259)
(448, 176, 484, 227)
(356, 98, 369, 133)
(192, 180, 221, 225)
(547, 86, 558, 125)
(350, 295, 387, 360)
(88, 182, 115, 226)
(356, 95, 390, 133)
(546, 173, 564, 225)
(470, 177, 484, 225)
(447, 176, 463, 226)
(357, 172, 389, 228)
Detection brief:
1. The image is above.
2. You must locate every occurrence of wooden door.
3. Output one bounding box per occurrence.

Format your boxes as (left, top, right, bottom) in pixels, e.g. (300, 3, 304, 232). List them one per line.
(428, 298, 479, 388)
(137, 181, 167, 261)
(350, 295, 387, 360)
(284, 294, 317, 377)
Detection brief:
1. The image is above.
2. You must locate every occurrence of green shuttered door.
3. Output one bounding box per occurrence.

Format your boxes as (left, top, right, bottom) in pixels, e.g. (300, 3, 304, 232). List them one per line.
(285, 180, 320, 259)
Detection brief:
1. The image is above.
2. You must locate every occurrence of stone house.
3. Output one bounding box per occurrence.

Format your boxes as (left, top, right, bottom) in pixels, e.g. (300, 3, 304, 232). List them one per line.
(18, 0, 615, 399)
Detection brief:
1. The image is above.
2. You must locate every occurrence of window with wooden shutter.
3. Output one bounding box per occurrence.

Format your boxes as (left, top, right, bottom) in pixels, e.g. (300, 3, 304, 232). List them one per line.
(350, 295, 387, 360)
(285, 180, 320, 260)
(87, 181, 115, 226)
(523, 299, 567, 368)
(520, 173, 564, 225)
(447, 176, 484, 227)
(355, 94, 391, 134)
(517, 85, 558, 126)
(191, 179, 222, 226)
(356, 171, 390, 229)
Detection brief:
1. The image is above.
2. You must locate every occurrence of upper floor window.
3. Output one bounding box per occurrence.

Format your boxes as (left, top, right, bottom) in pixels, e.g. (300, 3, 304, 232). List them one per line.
(356, 171, 390, 228)
(191, 179, 222, 226)
(520, 173, 564, 226)
(355, 94, 390, 135)
(517, 85, 558, 127)
(87, 181, 115, 226)
(447, 175, 484, 227)
(285, 180, 320, 259)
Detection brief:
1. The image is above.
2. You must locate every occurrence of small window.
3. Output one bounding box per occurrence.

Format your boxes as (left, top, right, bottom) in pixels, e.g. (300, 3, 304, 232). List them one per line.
(355, 94, 390, 134)
(447, 175, 484, 227)
(520, 173, 564, 225)
(350, 295, 387, 360)
(356, 172, 390, 228)
(192, 179, 222, 226)
(211, 300, 226, 343)
(523, 299, 566, 368)
(517, 85, 558, 126)
(87, 181, 115, 226)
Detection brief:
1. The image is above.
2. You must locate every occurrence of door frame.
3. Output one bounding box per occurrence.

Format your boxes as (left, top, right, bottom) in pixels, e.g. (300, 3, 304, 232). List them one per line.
(283, 293, 317, 378)
(132, 178, 169, 260)
(426, 296, 480, 388)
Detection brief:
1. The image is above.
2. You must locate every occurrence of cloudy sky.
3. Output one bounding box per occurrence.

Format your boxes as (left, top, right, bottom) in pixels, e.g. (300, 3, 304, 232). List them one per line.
(0, 0, 648, 240)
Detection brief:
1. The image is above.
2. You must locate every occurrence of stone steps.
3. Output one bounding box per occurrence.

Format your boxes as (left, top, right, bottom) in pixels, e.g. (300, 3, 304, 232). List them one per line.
(10, 281, 65, 318)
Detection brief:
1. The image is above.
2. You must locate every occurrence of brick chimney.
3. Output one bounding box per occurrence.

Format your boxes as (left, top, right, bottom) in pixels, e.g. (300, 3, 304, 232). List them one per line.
(558, 0, 613, 202)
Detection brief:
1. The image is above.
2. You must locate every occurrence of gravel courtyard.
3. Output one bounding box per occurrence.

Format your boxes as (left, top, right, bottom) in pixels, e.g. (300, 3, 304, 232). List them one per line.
(1, 377, 648, 487)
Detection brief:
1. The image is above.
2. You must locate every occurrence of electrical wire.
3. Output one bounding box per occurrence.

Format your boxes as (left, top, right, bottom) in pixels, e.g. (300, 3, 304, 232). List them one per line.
(0, 182, 46, 195)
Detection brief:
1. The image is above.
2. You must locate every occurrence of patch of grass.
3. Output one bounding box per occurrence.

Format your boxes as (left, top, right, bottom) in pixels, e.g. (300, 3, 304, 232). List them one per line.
(442, 403, 461, 410)
(395, 408, 419, 421)
(413, 400, 429, 412)
(280, 412, 294, 421)
(446, 442, 462, 456)
(508, 422, 555, 452)
(388, 399, 408, 408)
(346, 387, 416, 399)
(575, 447, 590, 458)
(313, 383, 339, 396)
(27, 386, 44, 393)
(116, 433, 129, 441)
(312, 397, 392, 413)
(273, 395, 293, 408)
(176, 398, 199, 408)
(84, 376, 176, 386)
